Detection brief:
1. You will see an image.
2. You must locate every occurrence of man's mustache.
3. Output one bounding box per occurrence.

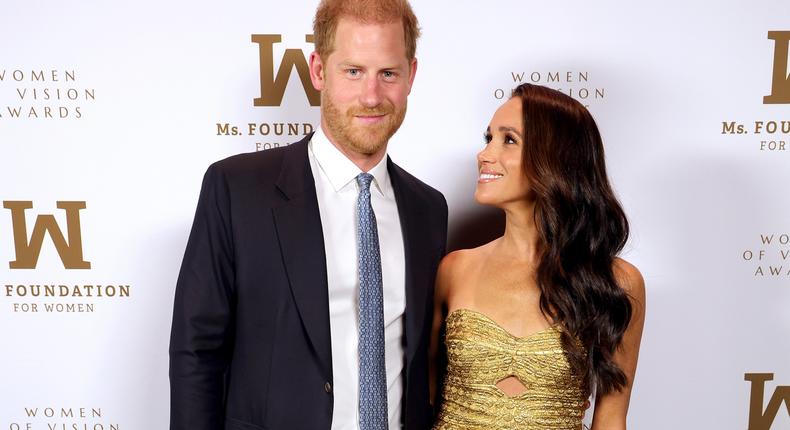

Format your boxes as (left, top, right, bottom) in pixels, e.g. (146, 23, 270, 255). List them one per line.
(347, 105, 394, 117)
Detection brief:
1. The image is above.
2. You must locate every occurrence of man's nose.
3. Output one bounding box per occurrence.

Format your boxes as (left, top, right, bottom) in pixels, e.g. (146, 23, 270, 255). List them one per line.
(359, 75, 383, 108)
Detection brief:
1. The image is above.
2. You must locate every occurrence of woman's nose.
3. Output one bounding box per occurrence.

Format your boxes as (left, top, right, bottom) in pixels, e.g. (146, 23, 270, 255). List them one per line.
(477, 143, 495, 165)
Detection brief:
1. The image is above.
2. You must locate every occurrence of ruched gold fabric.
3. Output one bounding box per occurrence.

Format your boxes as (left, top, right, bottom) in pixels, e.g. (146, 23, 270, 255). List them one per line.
(434, 309, 586, 430)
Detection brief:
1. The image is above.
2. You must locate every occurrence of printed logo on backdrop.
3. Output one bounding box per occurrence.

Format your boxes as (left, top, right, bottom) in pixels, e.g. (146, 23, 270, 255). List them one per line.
(5, 407, 119, 430)
(745, 373, 790, 430)
(4, 201, 90, 269)
(2, 201, 130, 315)
(741, 233, 790, 277)
(720, 31, 790, 152)
(494, 70, 605, 108)
(214, 34, 317, 152)
(252, 35, 320, 107)
(0, 69, 96, 119)
(764, 32, 790, 104)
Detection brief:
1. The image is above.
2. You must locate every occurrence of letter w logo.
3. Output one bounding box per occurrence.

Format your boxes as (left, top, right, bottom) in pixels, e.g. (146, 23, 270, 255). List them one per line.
(252, 34, 320, 107)
(3, 201, 91, 269)
(746, 373, 790, 429)
(764, 31, 790, 104)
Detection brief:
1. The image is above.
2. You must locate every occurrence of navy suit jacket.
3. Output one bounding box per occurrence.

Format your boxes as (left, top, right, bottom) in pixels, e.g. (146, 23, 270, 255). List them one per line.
(169, 134, 448, 430)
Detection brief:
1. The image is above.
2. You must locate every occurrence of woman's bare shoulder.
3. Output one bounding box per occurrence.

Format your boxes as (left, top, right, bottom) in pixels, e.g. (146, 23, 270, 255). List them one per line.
(436, 241, 498, 299)
(612, 257, 645, 305)
(439, 240, 498, 274)
(436, 249, 472, 283)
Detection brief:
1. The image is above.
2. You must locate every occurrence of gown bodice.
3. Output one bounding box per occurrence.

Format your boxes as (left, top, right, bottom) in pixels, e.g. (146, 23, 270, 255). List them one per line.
(433, 308, 587, 430)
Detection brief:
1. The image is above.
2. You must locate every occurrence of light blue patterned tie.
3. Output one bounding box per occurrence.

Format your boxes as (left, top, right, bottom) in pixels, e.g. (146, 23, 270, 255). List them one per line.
(356, 173, 388, 430)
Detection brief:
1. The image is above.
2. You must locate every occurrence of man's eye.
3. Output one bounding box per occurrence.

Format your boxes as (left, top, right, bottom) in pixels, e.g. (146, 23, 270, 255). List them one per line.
(347, 69, 360, 77)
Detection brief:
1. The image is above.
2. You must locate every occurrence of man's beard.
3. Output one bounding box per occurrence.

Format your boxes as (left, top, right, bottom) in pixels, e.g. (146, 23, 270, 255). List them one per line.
(322, 93, 406, 156)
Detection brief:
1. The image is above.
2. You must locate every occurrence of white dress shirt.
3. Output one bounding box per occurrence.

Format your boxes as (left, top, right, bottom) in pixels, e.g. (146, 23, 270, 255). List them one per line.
(308, 127, 406, 430)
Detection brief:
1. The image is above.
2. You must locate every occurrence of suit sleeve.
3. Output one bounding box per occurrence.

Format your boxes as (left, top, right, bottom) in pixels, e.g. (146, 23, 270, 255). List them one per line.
(438, 193, 448, 255)
(169, 164, 236, 430)
(431, 190, 449, 422)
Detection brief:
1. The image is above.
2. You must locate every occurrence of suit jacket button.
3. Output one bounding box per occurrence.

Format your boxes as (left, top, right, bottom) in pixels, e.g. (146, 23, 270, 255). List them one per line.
(324, 382, 332, 393)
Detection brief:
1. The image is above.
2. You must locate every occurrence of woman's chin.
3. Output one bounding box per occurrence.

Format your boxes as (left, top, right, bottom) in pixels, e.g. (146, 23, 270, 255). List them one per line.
(474, 191, 500, 207)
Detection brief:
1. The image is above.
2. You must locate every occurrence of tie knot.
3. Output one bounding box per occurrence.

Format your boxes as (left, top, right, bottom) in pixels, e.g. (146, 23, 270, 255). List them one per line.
(357, 172, 374, 192)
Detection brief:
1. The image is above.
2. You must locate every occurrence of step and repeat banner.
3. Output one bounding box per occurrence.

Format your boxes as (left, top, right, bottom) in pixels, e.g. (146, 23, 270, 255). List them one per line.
(1, 1, 789, 428)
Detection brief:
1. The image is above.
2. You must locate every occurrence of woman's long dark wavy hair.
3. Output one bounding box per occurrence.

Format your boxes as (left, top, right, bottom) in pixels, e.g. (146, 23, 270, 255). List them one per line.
(512, 83, 631, 397)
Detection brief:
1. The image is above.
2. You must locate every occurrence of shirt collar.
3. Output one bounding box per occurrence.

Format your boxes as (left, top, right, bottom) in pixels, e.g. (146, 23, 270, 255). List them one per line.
(309, 126, 392, 197)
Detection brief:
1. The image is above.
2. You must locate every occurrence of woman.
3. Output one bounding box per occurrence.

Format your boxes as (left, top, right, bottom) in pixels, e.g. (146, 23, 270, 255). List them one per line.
(430, 83, 645, 430)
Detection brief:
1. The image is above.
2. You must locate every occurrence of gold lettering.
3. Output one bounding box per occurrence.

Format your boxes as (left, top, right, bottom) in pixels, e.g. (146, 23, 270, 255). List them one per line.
(764, 31, 790, 104)
(745, 373, 790, 429)
(3, 201, 91, 269)
(252, 34, 319, 107)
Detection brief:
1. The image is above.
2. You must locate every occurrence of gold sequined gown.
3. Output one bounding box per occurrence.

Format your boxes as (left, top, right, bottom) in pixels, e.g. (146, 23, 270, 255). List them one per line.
(433, 309, 587, 430)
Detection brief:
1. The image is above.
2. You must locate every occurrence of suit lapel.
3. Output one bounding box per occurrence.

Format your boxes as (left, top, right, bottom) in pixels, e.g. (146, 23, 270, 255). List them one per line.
(271, 136, 332, 376)
(270, 143, 431, 378)
(388, 158, 432, 368)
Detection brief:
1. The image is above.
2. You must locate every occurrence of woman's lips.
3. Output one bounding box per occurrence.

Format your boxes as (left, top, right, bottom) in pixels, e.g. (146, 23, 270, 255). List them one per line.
(478, 172, 504, 183)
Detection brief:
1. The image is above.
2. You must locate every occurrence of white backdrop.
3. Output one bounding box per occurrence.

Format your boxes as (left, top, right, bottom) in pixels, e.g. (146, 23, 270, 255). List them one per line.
(2, 1, 789, 428)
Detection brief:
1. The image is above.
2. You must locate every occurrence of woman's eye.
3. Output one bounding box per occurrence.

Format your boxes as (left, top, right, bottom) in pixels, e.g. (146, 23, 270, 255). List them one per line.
(504, 134, 517, 144)
(483, 133, 492, 144)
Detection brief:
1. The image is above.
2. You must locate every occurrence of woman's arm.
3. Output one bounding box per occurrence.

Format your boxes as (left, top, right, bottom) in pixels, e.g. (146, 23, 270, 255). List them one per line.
(590, 258, 646, 430)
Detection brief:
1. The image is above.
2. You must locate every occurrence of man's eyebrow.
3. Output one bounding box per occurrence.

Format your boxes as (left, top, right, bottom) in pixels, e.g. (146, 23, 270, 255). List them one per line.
(335, 61, 405, 70)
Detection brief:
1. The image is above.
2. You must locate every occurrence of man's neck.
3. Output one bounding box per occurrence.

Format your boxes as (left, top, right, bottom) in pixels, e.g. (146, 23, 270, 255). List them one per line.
(320, 123, 387, 173)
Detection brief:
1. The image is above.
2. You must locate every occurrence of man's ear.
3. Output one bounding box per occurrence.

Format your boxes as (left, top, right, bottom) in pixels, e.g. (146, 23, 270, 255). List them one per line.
(407, 57, 418, 94)
(309, 51, 325, 91)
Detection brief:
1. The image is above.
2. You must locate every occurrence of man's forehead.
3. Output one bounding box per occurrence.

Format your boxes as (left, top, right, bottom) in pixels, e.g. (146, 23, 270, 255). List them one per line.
(333, 18, 404, 44)
(335, 15, 402, 30)
(329, 20, 407, 61)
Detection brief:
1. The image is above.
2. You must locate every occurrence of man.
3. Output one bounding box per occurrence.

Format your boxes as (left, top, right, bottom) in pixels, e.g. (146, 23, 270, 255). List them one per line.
(168, 1, 447, 429)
